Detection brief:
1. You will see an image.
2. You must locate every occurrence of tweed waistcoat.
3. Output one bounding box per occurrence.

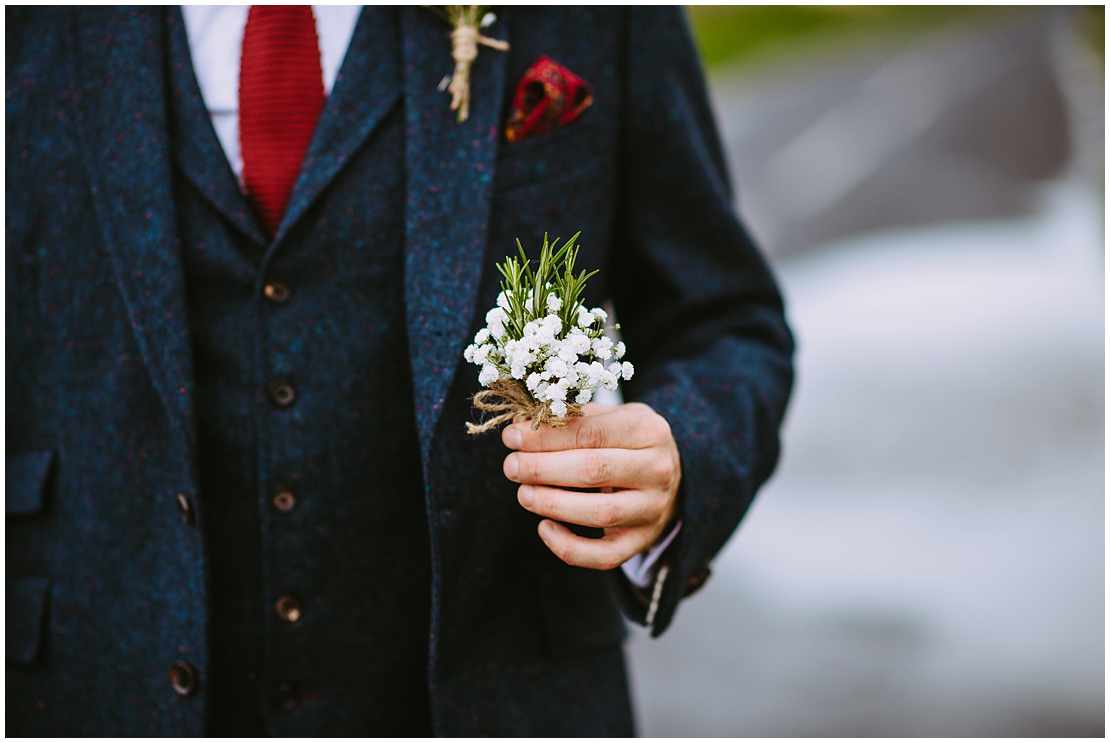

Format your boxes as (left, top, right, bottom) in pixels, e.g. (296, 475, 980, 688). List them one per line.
(165, 8, 432, 734)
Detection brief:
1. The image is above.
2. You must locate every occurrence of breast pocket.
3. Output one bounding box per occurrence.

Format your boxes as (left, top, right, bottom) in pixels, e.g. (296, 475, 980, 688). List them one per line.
(494, 108, 608, 193)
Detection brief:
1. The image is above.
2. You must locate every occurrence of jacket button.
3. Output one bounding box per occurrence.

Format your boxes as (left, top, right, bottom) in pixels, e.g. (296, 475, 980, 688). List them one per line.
(169, 661, 198, 697)
(264, 281, 291, 305)
(274, 683, 298, 712)
(267, 377, 296, 407)
(275, 595, 302, 624)
(175, 492, 195, 526)
(272, 490, 297, 513)
(683, 563, 712, 597)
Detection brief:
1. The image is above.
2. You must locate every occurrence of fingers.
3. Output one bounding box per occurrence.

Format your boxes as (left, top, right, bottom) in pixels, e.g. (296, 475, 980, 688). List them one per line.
(518, 484, 668, 529)
(501, 402, 671, 453)
(504, 446, 677, 491)
(536, 519, 652, 571)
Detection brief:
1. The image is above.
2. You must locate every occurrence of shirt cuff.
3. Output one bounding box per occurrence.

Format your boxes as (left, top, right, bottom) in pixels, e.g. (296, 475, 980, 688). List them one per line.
(620, 520, 682, 589)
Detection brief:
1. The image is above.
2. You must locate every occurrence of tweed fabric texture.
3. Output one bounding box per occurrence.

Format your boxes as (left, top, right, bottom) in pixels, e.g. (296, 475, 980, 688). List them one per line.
(239, 6, 325, 238)
(7, 6, 793, 736)
(168, 8, 433, 734)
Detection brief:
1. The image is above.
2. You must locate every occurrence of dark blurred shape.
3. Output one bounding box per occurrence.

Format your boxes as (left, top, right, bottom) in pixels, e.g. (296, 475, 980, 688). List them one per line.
(705, 8, 1073, 259)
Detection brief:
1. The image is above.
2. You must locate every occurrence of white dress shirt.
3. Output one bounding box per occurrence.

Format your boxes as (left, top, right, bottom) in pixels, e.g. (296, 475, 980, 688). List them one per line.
(179, 5, 677, 591)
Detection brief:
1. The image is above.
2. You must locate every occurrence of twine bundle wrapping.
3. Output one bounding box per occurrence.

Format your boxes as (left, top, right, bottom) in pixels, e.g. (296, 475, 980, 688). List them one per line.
(466, 379, 583, 435)
(446, 21, 509, 123)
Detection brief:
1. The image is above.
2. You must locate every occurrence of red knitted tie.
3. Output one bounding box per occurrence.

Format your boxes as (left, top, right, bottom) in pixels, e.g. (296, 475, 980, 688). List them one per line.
(239, 6, 325, 239)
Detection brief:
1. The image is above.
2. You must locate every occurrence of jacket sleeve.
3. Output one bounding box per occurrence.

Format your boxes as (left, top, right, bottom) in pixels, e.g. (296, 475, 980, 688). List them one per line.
(607, 7, 795, 636)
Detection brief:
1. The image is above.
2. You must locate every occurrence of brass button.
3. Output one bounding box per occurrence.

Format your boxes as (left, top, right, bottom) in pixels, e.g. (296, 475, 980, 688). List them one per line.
(272, 490, 297, 513)
(175, 492, 194, 526)
(275, 595, 302, 624)
(264, 281, 291, 305)
(169, 661, 198, 697)
(267, 377, 296, 407)
(274, 683, 298, 712)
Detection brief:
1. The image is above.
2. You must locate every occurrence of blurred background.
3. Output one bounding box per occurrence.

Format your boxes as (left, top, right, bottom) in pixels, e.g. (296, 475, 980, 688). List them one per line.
(623, 6, 1105, 737)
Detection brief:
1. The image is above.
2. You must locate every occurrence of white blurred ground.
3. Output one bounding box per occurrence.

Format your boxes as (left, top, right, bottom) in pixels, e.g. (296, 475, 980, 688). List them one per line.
(625, 181, 1104, 736)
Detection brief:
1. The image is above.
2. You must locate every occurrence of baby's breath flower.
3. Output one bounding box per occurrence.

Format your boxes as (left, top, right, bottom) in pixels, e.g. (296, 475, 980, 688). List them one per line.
(465, 232, 634, 423)
(592, 335, 613, 359)
(479, 363, 499, 386)
(607, 361, 634, 382)
(486, 307, 508, 339)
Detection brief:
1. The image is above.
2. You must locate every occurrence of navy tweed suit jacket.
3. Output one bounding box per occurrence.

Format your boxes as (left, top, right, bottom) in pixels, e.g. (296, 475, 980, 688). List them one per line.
(6, 6, 794, 735)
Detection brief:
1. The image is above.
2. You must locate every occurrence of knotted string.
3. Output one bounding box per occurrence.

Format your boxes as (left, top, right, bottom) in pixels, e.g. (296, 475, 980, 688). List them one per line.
(466, 379, 583, 435)
(448, 24, 509, 122)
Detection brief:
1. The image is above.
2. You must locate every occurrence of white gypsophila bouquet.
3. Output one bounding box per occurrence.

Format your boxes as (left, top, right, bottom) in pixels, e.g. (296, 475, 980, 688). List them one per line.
(464, 233, 633, 434)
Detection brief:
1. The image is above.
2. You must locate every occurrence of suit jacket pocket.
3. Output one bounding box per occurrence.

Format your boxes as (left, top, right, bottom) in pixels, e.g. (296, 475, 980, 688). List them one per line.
(6, 450, 55, 517)
(494, 110, 604, 192)
(535, 565, 627, 658)
(7, 577, 49, 664)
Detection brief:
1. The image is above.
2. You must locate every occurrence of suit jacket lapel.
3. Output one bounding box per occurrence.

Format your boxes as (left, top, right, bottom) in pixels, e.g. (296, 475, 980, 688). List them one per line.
(271, 6, 402, 250)
(70, 7, 198, 467)
(400, 7, 509, 464)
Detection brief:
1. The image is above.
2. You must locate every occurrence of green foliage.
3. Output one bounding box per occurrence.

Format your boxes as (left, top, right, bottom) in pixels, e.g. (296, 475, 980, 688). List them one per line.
(425, 5, 489, 27)
(1079, 5, 1104, 61)
(495, 232, 598, 340)
(685, 5, 998, 70)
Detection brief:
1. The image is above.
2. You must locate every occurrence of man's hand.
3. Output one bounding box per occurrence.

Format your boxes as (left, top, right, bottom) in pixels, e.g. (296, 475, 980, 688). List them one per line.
(502, 402, 681, 571)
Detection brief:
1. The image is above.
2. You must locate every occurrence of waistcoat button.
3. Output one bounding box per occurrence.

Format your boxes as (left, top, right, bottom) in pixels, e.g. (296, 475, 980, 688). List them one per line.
(268, 377, 296, 407)
(175, 492, 195, 526)
(272, 490, 297, 513)
(275, 594, 302, 624)
(169, 661, 198, 696)
(264, 281, 291, 305)
(274, 683, 298, 711)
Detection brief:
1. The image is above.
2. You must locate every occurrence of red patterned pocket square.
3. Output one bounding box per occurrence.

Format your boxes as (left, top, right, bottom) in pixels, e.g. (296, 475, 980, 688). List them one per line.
(504, 56, 594, 144)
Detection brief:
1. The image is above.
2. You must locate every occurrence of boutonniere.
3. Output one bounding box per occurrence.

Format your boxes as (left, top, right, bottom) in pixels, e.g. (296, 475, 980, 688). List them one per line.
(426, 5, 510, 123)
(464, 234, 634, 434)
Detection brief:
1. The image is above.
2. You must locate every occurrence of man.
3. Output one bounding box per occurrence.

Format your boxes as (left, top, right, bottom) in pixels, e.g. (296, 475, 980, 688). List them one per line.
(6, 6, 793, 735)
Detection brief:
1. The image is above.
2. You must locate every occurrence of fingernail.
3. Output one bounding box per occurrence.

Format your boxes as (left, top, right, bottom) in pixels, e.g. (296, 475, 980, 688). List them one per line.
(504, 426, 523, 449)
(504, 454, 518, 480)
(518, 485, 534, 507)
(538, 520, 554, 538)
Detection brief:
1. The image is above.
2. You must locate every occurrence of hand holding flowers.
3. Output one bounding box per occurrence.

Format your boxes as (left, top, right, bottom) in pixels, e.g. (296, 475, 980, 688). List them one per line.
(465, 235, 681, 572)
(502, 402, 681, 571)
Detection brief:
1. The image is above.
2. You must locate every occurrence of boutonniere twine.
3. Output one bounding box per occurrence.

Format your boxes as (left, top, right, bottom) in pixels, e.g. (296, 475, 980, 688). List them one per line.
(426, 5, 510, 123)
(464, 234, 634, 434)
